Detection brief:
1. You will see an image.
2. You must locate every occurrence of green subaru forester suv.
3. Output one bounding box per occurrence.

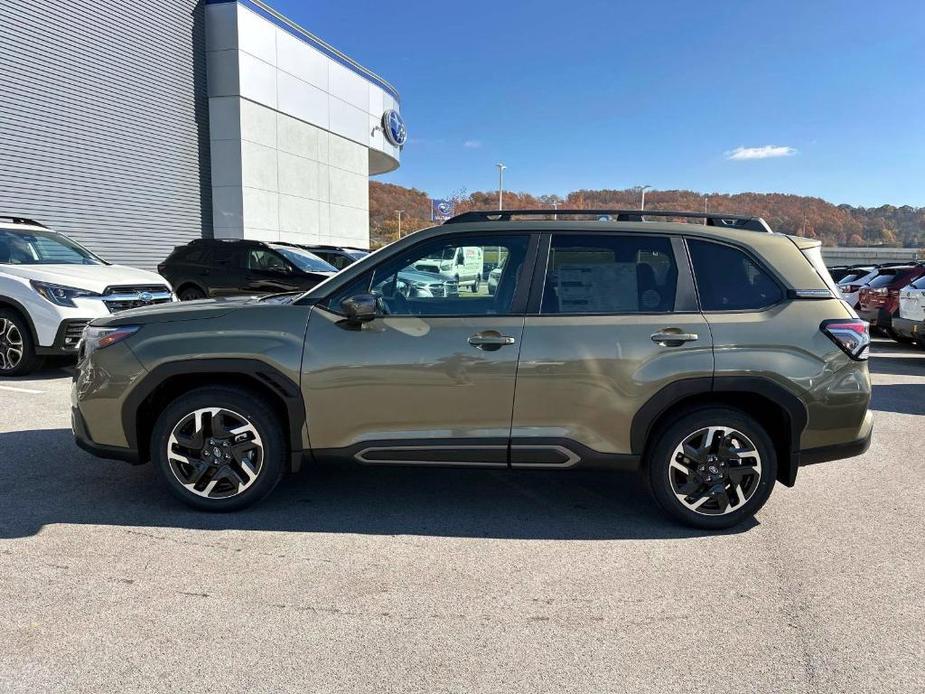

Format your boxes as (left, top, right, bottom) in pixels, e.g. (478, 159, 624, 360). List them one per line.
(72, 210, 872, 529)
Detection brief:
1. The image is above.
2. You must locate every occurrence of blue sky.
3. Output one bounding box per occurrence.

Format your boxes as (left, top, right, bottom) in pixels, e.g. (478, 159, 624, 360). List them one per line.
(270, 0, 924, 207)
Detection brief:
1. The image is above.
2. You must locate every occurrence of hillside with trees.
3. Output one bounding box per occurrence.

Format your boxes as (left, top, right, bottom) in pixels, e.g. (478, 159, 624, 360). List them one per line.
(369, 182, 925, 250)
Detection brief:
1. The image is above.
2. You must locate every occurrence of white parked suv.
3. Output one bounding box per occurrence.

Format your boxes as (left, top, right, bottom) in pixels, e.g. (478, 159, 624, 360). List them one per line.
(0, 217, 174, 376)
(893, 275, 925, 344)
(836, 266, 876, 309)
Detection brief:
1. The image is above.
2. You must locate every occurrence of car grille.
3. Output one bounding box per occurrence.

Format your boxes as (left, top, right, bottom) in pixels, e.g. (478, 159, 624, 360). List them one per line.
(63, 320, 89, 351)
(102, 285, 173, 313)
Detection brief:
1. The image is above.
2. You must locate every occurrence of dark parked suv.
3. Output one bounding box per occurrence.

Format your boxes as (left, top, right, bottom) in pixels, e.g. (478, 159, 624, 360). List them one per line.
(74, 210, 872, 529)
(158, 239, 337, 301)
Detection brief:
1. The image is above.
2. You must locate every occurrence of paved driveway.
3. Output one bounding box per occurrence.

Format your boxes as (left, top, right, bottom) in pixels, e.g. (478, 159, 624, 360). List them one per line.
(0, 340, 922, 693)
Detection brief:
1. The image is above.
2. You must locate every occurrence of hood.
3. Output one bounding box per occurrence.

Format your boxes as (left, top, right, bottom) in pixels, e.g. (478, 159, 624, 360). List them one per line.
(1, 263, 170, 293)
(96, 295, 263, 327)
(399, 268, 452, 284)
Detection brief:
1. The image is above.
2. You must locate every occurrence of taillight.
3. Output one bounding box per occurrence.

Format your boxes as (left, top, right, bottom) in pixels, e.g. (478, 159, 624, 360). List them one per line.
(820, 319, 869, 361)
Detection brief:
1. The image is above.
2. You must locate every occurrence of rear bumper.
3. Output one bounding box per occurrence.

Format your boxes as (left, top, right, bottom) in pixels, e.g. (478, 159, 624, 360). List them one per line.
(798, 416, 873, 467)
(892, 317, 923, 340)
(71, 406, 140, 464)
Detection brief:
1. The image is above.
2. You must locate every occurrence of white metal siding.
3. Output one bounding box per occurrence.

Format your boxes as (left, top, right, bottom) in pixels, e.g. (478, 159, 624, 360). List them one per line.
(0, 0, 211, 269)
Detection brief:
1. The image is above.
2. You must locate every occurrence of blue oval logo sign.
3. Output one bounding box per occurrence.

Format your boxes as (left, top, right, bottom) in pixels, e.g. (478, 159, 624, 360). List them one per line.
(382, 109, 407, 147)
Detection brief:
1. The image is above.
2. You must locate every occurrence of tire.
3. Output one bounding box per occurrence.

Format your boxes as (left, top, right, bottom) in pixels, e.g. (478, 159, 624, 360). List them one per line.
(150, 386, 286, 511)
(0, 308, 43, 377)
(471, 277, 480, 293)
(178, 285, 206, 301)
(886, 328, 914, 344)
(645, 407, 777, 530)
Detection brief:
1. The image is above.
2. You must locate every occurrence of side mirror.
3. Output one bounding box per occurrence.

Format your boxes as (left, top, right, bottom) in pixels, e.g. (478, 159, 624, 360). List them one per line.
(341, 293, 379, 322)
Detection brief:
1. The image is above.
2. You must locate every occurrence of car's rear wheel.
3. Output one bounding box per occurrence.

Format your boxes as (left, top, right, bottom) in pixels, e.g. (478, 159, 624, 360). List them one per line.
(0, 309, 42, 377)
(150, 386, 286, 511)
(471, 277, 480, 293)
(178, 285, 206, 301)
(646, 408, 776, 529)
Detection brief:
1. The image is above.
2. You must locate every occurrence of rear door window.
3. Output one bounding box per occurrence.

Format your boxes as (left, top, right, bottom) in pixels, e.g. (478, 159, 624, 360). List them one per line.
(540, 234, 677, 314)
(688, 239, 783, 311)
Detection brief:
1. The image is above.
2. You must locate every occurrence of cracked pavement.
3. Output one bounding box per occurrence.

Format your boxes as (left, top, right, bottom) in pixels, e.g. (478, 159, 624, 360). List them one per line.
(0, 339, 923, 693)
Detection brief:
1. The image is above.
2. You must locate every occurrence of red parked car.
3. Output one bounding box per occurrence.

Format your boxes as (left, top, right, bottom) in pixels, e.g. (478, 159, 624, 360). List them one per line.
(857, 264, 925, 341)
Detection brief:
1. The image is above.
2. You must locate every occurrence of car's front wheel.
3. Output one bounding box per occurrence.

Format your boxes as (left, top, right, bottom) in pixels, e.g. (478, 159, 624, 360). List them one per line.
(150, 386, 286, 511)
(178, 285, 206, 301)
(0, 309, 42, 377)
(646, 408, 776, 529)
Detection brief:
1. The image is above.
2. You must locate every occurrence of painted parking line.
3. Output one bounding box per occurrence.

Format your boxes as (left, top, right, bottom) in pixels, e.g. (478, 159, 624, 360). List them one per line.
(0, 384, 45, 394)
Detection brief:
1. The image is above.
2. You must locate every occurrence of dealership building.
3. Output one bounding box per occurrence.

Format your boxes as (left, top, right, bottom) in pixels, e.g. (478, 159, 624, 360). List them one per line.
(0, 0, 403, 268)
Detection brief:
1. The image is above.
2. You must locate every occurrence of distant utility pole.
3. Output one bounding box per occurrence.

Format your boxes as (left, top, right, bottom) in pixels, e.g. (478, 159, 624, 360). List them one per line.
(496, 162, 506, 210)
(635, 184, 652, 211)
(396, 209, 404, 237)
(703, 195, 709, 224)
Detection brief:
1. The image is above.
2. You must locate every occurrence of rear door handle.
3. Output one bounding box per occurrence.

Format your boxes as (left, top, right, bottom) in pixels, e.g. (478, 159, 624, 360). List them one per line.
(650, 331, 699, 345)
(468, 331, 516, 351)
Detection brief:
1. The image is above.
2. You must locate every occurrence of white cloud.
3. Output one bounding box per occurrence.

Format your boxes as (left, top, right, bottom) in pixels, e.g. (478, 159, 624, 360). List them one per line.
(463, 139, 482, 149)
(725, 145, 798, 160)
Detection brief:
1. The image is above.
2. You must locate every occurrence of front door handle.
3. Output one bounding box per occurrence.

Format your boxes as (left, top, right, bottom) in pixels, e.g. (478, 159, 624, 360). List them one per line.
(650, 330, 699, 346)
(468, 331, 516, 351)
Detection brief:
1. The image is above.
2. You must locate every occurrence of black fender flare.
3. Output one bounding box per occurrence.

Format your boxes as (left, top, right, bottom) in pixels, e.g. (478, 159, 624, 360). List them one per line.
(122, 358, 305, 458)
(630, 376, 808, 485)
(0, 295, 40, 346)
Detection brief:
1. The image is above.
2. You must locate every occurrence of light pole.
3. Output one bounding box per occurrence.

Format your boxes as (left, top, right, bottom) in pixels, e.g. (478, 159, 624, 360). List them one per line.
(496, 162, 506, 210)
(635, 185, 652, 211)
(396, 209, 404, 237)
(703, 195, 709, 224)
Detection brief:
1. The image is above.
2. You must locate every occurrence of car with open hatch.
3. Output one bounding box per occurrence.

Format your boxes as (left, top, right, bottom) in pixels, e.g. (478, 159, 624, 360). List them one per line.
(72, 209, 872, 529)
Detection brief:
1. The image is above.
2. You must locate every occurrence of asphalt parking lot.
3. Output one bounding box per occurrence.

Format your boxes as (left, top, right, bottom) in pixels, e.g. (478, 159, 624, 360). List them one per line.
(1, 339, 922, 693)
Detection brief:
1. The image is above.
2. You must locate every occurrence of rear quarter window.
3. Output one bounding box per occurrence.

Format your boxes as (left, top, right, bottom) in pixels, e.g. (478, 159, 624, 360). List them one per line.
(688, 239, 783, 311)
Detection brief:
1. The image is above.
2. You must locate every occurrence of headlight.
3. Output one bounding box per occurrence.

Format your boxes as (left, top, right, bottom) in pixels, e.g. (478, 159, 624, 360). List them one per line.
(81, 325, 140, 356)
(30, 280, 100, 307)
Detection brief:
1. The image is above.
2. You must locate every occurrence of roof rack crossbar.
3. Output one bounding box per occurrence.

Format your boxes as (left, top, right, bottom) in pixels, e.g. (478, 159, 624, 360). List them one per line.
(0, 216, 46, 228)
(444, 209, 773, 233)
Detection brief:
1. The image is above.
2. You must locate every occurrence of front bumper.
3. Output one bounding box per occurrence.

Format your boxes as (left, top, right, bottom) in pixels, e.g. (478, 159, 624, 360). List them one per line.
(891, 317, 923, 340)
(36, 318, 92, 356)
(71, 406, 140, 464)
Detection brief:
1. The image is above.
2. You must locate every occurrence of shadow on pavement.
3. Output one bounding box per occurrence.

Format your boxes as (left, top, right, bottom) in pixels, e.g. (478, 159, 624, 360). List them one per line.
(868, 354, 925, 377)
(0, 428, 755, 541)
(871, 384, 925, 415)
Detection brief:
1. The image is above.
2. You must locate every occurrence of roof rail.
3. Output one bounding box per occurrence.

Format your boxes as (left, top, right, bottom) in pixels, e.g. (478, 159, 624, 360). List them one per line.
(0, 216, 46, 228)
(444, 209, 773, 233)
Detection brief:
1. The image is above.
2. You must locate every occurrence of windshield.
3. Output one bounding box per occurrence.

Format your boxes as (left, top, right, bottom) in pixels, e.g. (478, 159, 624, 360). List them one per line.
(0, 229, 105, 265)
(346, 249, 369, 260)
(274, 246, 337, 273)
